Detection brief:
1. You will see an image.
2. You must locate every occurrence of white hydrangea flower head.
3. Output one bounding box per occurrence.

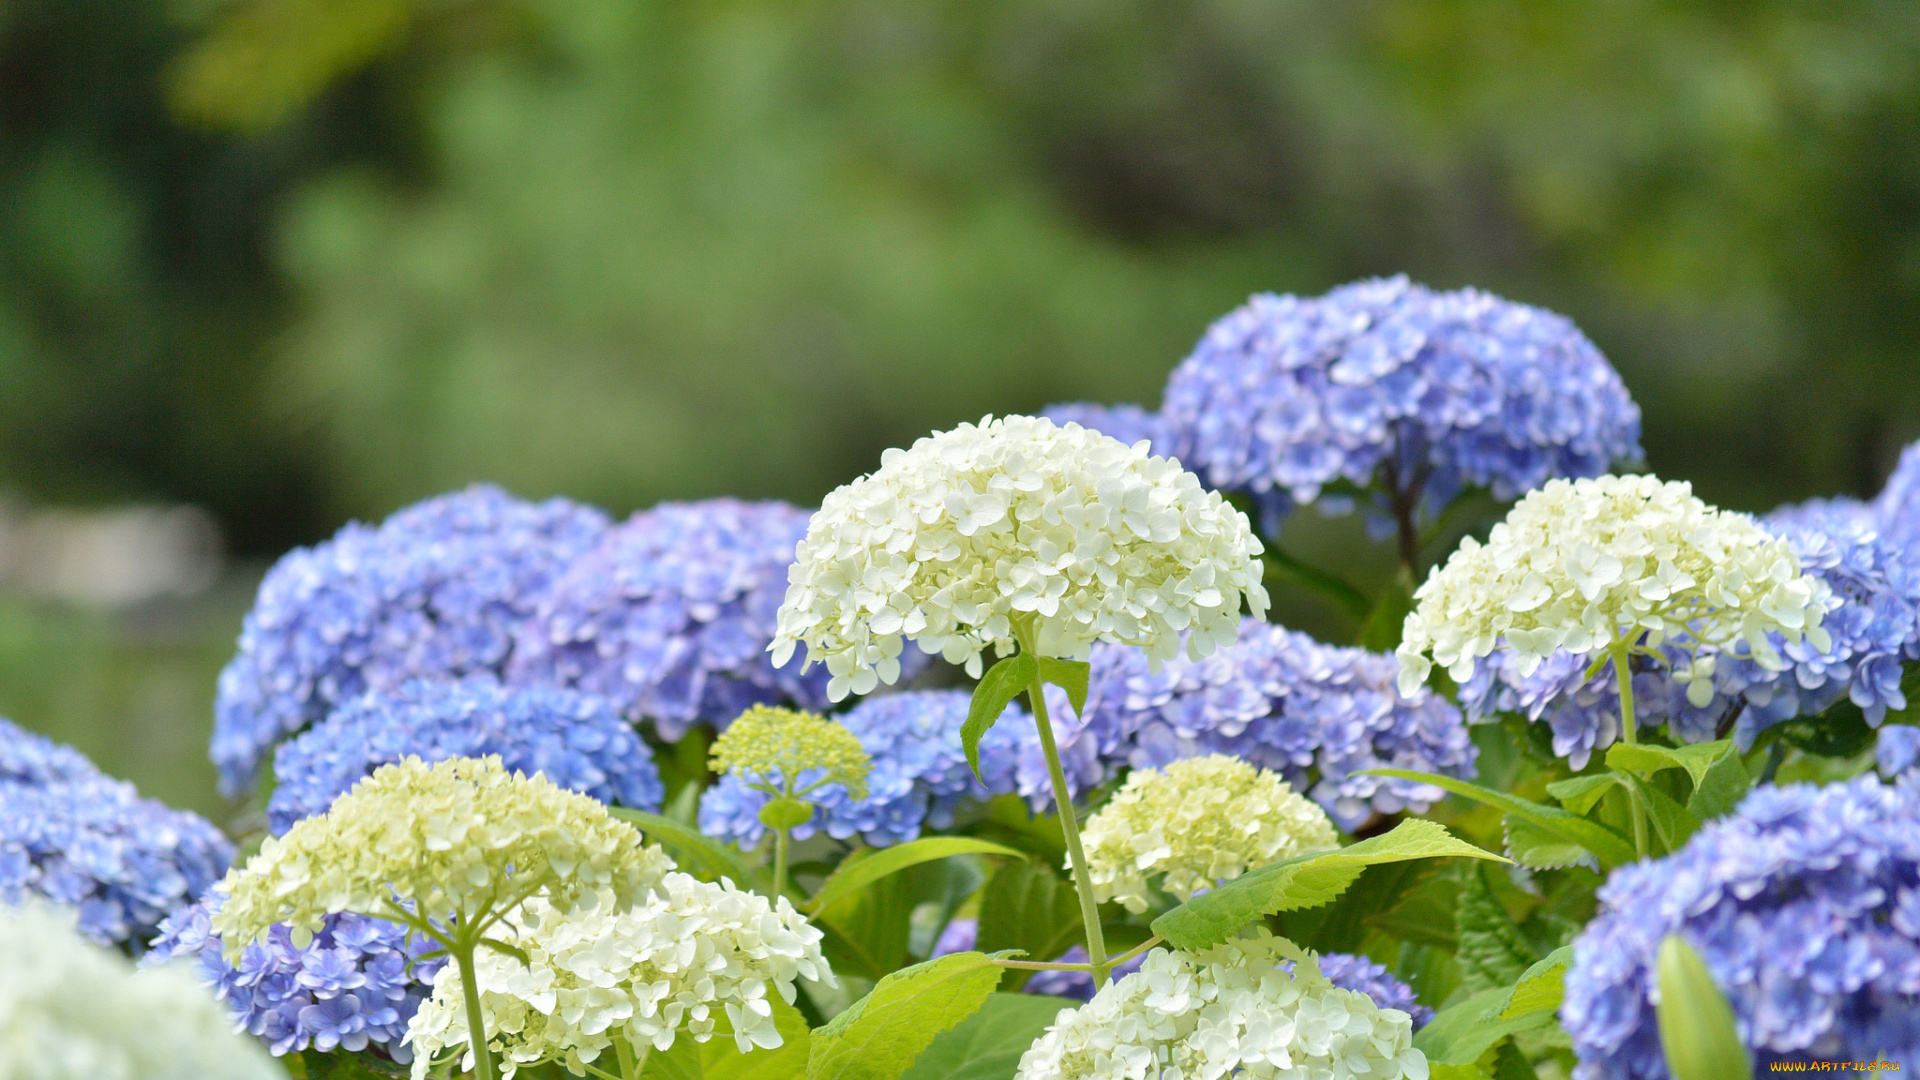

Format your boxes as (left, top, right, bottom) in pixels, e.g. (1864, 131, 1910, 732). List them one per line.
(404, 872, 833, 1078)
(1396, 475, 1831, 701)
(770, 415, 1269, 699)
(0, 903, 285, 1080)
(212, 755, 674, 957)
(1080, 754, 1337, 913)
(1014, 933, 1429, 1080)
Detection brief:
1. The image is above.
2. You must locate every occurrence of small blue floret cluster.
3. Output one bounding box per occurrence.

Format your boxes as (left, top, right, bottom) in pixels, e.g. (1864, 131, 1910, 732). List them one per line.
(0, 717, 231, 951)
(1018, 618, 1477, 828)
(1565, 776, 1920, 1079)
(699, 690, 1029, 848)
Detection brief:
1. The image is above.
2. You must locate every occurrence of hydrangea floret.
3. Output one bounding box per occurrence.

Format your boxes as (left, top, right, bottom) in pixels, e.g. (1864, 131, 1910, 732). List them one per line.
(266, 679, 663, 834)
(1013, 933, 1429, 1080)
(0, 714, 100, 787)
(769, 413, 1269, 691)
(1079, 754, 1337, 912)
(698, 690, 1027, 849)
(211, 485, 610, 795)
(1563, 775, 1920, 1079)
(147, 895, 444, 1061)
(404, 873, 833, 1079)
(706, 705, 871, 896)
(1, 902, 286, 1080)
(1159, 275, 1640, 569)
(508, 499, 852, 742)
(212, 755, 673, 1080)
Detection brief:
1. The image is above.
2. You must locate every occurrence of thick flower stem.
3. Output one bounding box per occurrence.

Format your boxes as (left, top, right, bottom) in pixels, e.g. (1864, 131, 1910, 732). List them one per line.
(772, 827, 790, 902)
(1023, 669, 1113, 989)
(616, 1035, 649, 1080)
(453, 940, 500, 1080)
(1611, 640, 1650, 860)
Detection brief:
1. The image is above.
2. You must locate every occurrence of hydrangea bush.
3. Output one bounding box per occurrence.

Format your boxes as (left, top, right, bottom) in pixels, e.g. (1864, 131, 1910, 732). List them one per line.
(20, 277, 1920, 1080)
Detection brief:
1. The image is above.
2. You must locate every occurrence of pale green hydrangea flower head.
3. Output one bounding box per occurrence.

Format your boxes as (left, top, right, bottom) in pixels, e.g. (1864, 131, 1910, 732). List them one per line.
(710, 705, 871, 800)
(404, 873, 833, 1078)
(1014, 933, 1429, 1080)
(212, 755, 672, 959)
(1396, 474, 1831, 700)
(769, 414, 1269, 699)
(1080, 754, 1337, 913)
(0, 903, 285, 1080)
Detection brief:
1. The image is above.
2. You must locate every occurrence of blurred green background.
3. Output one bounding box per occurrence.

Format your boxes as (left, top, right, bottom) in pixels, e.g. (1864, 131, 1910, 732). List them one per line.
(2, 0, 1918, 819)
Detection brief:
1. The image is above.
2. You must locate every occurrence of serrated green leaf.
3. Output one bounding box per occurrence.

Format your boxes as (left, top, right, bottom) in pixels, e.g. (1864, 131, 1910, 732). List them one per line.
(897, 993, 1074, 1080)
(1151, 819, 1508, 951)
(1495, 946, 1572, 1021)
(1362, 768, 1637, 870)
(1503, 814, 1595, 870)
(1456, 863, 1535, 995)
(975, 861, 1083, 991)
(804, 837, 1021, 916)
(965, 655, 1038, 781)
(1605, 740, 1732, 788)
(1625, 774, 1700, 852)
(1686, 746, 1751, 820)
(807, 951, 1011, 1080)
(1035, 657, 1089, 719)
(610, 808, 761, 889)
(1543, 773, 1623, 817)
(1413, 985, 1554, 1066)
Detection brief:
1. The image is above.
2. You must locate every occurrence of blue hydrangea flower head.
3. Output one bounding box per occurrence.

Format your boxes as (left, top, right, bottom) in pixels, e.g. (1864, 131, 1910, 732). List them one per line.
(0, 714, 100, 787)
(266, 679, 664, 833)
(1160, 276, 1641, 523)
(1874, 440, 1920, 552)
(1564, 776, 1920, 1078)
(146, 895, 443, 1061)
(1, 772, 233, 951)
(698, 690, 1029, 849)
(1040, 403, 1172, 457)
(1015, 619, 1477, 829)
(510, 499, 882, 742)
(1879, 725, 1920, 778)
(212, 485, 610, 796)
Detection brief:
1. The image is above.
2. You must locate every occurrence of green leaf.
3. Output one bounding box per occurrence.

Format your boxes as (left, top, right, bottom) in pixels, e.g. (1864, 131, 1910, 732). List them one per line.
(1355, 570, 1414, 652)
(897, 993, 1074, 1080)
(1362, 768, 1637, 870)
(1151, 819, 1508, 951)
(1456, 863, 1535, 994)
(1035, 656, 1089, 719)
(1494, 946, 1572, 1021)
(1502, 814, 1596, 870)
(975, 861, 1083, 991)
(296, 1051, 403, 1079)
(1293, 860, 1433, 953)
(1604, 740, 1733, 789)
(1490, 1041, 1540, 1080)
(1656, 934, 1750, 1080)
(805, 837, 1021, 916)
(819, 856, 984, 980)
(1362, 866, 1459, 949)
(1261, 544, 1372, 622)
(1625, 774, 1701, 853)
(645, 995, 813, 1080)
(1429, 1065, 1495, 1080)
(806, 952, 1011, 1080)
(964, 654, 1038, 781)
(1414, 986, 1550, 1066)
(610, 808, 761, 888)
(1685, 746, 1751, 820)
(1543, 773, 1624, 817)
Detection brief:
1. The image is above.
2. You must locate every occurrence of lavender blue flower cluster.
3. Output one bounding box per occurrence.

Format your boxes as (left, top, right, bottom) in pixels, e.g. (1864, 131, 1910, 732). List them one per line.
(0, 718, 232, 951)
(211, 485, 611, 795)
(1157, 276, 1641, 519)
(698, 691, 1029, 848)
(509, 499, 841, 741)
(266, 680, 663, 834)
(148, 895, 443, 1061)
(1013, 618, 1476, 829)
(931, 916, 1427, 1022)
(1563, 776, 1920, 1078)
(1462, 495, 1920, 768)
(1879, 726, 1920, 778)
(1040, 403, 1173, 457)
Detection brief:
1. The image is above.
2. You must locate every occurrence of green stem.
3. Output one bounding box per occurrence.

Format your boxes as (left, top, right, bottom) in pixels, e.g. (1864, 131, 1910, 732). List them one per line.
(453, 940, 499, 1080)
(773, 826, 790, 902)
(1015, 623, 1111, 989)
(1611, 640, 1650, 860)
(616, 1034, 649, 1080)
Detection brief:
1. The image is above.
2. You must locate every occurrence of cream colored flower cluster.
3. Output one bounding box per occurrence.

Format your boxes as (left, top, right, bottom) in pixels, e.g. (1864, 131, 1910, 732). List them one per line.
(1014, 934, 1429, 1080)
(710, 705, 871, 797)
(0, 903, 284, 1080)
(404, 872, 833, 1078)
(212, 756, 672, 955)
(1080, 755, 1337, 913)
(769, 415, 1269, 698)
(1396, 474, 1830, 700)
